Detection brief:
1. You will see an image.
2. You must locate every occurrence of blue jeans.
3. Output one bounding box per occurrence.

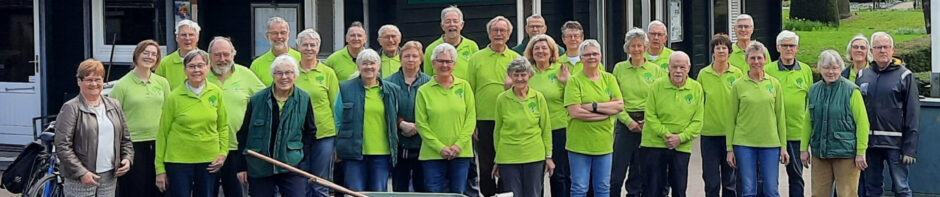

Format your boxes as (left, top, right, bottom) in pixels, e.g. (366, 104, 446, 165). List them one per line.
(784, 141, 805, 197)
(863, 148, 912, 197)
(343, 155, 392, 191)
(549, 128, 571, 197)
(700, 136, 737, 197)
(165, 163, 217, 197)
(248, 173, 306, 197)
(733, 146, 780, 197)
(568, 151, 612, 197)
(303, 137, 334, 197)
(392, 148, 426, 192)
(423, 158, 471, 194)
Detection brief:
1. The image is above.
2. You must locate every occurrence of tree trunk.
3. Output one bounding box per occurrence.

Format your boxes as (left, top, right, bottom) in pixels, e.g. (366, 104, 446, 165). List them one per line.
(791, 0, 841, 26)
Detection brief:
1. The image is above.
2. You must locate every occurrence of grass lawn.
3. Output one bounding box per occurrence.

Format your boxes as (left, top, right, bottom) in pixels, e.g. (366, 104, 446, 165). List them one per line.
(783, 9, 927, 66)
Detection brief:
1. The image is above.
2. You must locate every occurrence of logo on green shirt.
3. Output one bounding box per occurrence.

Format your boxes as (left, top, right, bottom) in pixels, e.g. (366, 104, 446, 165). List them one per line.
(684, 94, 694, 104)
(209, 95, 219, 107)
(796, 77, 804, 87)
(643, 72, 653, 82)
(766, 84, 774, 94)
(462, 50, 471, 59)
(455, 88, 465, 98)
(726, 77, 736, 86)
(549, 73, 557, 83)
(605, 87, 611, 96)
(316, 75, 325, 83)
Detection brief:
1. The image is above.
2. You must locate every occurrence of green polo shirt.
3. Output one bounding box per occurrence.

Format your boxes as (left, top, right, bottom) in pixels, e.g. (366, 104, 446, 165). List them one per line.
(110, 72, 172, 142)
(381, 52, 401, 78)
(325, 47, 362, 81)
(727, 76, 787, 151)
(363, 86, 390, 155)
(800, 89, 870, 155)
(156, 82, 229, 174)
(296, 62, 340, 139)
(729, 43, 771, 74)
(563, 72, 623, 155)
(415, 77, 477, 160)
(529, 62, 570, 130)
(494, 88, 552, 164)
(765, 60, 813, 140)
(645, 47, 674, 71)
(697, 65, 744, 136)
(641, 78, 704, 153)
(423, 36, 480, 79)
(250, 49, 303, 86)
(207, 65, 266, 150)
(468, 46, 520, 120)
(155, 50, 187, 89)
(612, 60, 664, 124)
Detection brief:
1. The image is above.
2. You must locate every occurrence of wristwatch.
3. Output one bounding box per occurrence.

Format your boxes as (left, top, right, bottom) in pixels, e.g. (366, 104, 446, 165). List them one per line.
(592, 102, 598, 113)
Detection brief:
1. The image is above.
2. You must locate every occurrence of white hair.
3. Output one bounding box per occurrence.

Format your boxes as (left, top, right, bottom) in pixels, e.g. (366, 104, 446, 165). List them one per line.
(845, 33, 873, 62)
(270, 54, 300, 77)
(870, 31, 894, 47)
(441, 6, 464, 23)
(579, 39, 602, 57)
(623, 28, 649, 52)
(431, 43, 457, 61)
(175, 19, 201, 35)
(296, 28, 322, 46)
(356, 49, 382, 66)
(736, 14, 754, 24)
(378, 24, 401, 37)
(486, 16, 513, 35)
(506, 57, 535, 76)
(817, 50, 845, 70)
(648, 20, 666, 32)
(207, 36, 237, 56)
(526, 14, 544, 23)
(267, 17, 290, 31)
(775, 30, 800, 45)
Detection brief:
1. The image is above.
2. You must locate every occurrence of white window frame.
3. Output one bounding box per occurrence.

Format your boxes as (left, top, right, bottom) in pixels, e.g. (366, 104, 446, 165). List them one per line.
(91, 0, 168, 63)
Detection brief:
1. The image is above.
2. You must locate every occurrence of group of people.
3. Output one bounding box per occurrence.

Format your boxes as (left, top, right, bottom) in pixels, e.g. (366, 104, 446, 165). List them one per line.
(53, 5, 920, 197)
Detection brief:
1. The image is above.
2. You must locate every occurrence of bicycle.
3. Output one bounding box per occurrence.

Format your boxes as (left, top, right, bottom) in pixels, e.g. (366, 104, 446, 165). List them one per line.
(24, 118, 63, 197)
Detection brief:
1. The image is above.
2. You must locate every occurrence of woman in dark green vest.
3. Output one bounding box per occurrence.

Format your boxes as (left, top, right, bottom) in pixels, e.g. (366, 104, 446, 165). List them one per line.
(235, 55, 316, 197)
(800, 50, 870, 197)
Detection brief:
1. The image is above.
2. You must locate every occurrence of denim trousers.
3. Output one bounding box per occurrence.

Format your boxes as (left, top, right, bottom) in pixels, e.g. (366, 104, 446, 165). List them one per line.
(423, 158, 472, 194)
(568, 151, 612, 197)
(733, 146, 780, 197)
(303, 137, 335, 197)
(343, 155, 392, 191)
(165, 162, 217, 197)
(863, 147, 912, 197)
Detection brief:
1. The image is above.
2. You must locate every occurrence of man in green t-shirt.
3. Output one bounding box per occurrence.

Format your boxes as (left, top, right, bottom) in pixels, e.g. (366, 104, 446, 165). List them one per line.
(728, 14, 770, 74)
(155, 19, 201, 89)
(249, 17, 303, 86)
(764, 30, 812, 196)
(377, 25, 402, 78)
(423, 6, 480, 79)
(326, 22, 368, 81)
(644, 21, 674, 71)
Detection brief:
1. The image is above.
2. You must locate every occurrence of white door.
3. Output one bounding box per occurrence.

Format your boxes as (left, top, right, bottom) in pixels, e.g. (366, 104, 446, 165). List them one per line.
(0, 0, 42, 145)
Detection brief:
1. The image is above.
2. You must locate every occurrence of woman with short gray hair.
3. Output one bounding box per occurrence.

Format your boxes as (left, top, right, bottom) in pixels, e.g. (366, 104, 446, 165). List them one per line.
(334, 49, 402, 191)
(842, 34, 873, 82)
(491, 57, 553, 197)
(802, 50, 870, 197)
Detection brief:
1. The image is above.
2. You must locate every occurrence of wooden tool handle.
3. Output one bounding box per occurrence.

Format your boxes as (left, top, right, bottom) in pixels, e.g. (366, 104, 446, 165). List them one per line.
(245, 150, 368, 197)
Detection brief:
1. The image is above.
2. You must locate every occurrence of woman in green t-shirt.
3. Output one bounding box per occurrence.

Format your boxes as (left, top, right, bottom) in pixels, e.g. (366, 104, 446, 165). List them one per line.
(522, 34, 571, 196)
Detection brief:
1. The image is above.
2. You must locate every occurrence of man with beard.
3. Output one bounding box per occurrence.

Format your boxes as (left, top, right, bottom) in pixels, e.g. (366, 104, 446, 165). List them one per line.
(644, 21, 673, 71)
(250, 17, 303, 86)
(206, 36, 266, 197)
(468, 16, 520, 197)
(326, 22, 368, 81)
(511, 15, 565, 56)
(423, 6, 480, 80)
(378, 25, 402, 78)
(156, 19, 201, 89)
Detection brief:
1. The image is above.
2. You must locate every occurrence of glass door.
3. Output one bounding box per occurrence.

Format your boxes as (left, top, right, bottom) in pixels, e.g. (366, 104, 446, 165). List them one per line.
(0, 0, 42, 145)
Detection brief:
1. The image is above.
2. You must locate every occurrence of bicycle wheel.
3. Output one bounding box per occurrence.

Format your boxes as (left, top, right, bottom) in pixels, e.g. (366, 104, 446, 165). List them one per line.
(25, 174, 63, 197)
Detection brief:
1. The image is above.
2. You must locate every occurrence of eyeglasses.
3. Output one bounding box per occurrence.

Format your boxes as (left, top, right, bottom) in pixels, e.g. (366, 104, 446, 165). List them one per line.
(871, 45, 892, 51)
(490, 28, 510, 34)
(185, 63, 207, 70)
(648, 32, 666, 37)
(434, 59, 455, 64)
(80, 77, 103, 83)
(274, 71, 296, 77)
(267, 31, 289, 36)
(735, 24, 752, 29)
(851, 45, 868, 50)
(779, 44, 798, 49)
(582, 52, 601, 57)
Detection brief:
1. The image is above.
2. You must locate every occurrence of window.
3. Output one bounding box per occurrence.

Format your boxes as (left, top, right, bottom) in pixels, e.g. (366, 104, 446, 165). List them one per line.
(93, 0, 168, 63)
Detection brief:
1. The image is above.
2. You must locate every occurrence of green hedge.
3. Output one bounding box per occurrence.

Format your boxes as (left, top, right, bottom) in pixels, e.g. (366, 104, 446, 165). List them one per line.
(896, 36, 931, 73)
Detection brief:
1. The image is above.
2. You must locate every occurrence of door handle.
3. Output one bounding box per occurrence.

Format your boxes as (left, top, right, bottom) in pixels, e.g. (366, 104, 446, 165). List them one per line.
(6, 87, 36, 91)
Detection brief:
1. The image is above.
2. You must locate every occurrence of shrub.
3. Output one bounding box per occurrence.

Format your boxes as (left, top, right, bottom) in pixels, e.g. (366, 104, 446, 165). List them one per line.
(892, 27, 927, 35)
(896, 36, 931, 73)
(783, 19, 833, 31)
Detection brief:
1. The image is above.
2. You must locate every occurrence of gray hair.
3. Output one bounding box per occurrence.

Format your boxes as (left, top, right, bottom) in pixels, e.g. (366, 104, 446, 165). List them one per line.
(745, 41, 769, 59)
(207, 36, 236, 56)
(648, 20, 666, 32)
(845, 33, 873, 62)
(356, 49, 382, 66)
(623, 27, 649, 52)
(526, 14, 544, 23)
(818, 50, 846, 70)
(775, 30, 799, 45)
(441, 6, 464, 23)
(270, 54, 300, 77)
(378, 24, 401, 37)
(579, 39, 602, 57)
(431, 43, 458, 61)
(267, 16, 290, 31)
(183, 49, 209, 69)
(175, 19, 201, 35)
(296, 28, 322, 46)
(486, 16, 513, 35)
(347, 21, 365, 35)
(507, 57, 536, 76)
(870, 31, 894, 47)
(735, 14, 754, 24)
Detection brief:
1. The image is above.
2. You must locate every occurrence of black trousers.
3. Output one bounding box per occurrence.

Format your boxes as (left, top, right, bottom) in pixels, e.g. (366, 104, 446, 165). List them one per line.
(611, 112, 645, 197)
(117, 141, 162, 197)
(642, 147, 691, 197)
(475, 120, 498, 197)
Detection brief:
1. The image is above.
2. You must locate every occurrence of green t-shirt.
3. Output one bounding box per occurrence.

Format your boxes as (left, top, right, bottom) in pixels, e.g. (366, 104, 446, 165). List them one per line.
(249, 49, 303, 86)
(612, 59, 664, 124)
(156, 82, 229, 174)
(109, 71, 171, 142)
(415, 77, 476, 160)
(800, 89, 870, 155)
(698, 65, 744, 136)
(529, 63, 570, 130)
(423, 36, 480, 79)
(765, 60, 814, 140)
(468, 47, 521, 120)
(729, 43, 772, 74)
(645, 47, 674, 71)
(295, 62, 340, 139)
(381, 52, 401, 79)
(363, 86, 390, 155)
(155, 50, 187, 90)
(640, 78, 704, 153)
(494, 88, 552, 164)
(325, 47, 361, 81)
(207, 65, 266, 150)
(727, 75, 787, 151)
(563, 72, 623, 155)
